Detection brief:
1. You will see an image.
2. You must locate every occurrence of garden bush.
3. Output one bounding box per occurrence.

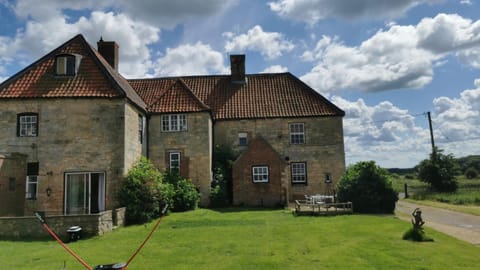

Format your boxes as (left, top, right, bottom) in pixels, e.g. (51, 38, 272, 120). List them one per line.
(465, 167, 478, 179)
(402, 227, 434, 242)
(164, 172, 200, 212)
(336, 161, 398, 214)
(117, 157, 172, 224)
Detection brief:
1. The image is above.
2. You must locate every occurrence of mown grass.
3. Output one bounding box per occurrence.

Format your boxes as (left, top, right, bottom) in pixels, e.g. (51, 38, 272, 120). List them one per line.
(392, 174, 480, 214)
(1, 208, 478, 270)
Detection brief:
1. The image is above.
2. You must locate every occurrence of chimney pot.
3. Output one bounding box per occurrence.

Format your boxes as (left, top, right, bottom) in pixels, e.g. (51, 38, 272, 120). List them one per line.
(230, 54, 246, 84)
(97, 38, 119, 71)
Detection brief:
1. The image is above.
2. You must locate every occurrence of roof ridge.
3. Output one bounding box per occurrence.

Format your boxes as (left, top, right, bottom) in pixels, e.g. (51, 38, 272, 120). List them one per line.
(147, 79, 210, 113)
(0, 34, 84, 91)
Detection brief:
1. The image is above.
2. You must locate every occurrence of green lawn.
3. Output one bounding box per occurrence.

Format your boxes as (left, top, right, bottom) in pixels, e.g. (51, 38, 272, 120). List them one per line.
(1, 208, 478, 270)
(392, 175, 480, 215)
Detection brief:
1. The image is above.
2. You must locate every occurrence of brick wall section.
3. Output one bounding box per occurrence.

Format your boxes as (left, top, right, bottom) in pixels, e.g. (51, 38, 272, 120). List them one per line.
(232, 136, 287, 207)
(0, 98, 140, 215)
(0, 207, 125, 239)
(215, 116, 345, 202)
(148, 112, 213, 206)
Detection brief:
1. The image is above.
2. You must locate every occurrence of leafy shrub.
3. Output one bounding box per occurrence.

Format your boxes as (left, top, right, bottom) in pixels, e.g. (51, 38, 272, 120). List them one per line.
(336, 161, 398, 214)
(402, 228, 433, 242)
(117, 157, 172, 224)
(465, 167, 478, 179)
(210, 144, 237, 207)
(417, 149, 458, 192)
(164, 172, 200, 212)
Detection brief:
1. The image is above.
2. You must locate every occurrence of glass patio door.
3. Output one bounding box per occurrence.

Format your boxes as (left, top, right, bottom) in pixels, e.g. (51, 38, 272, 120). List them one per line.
(65, 172, 105, 215)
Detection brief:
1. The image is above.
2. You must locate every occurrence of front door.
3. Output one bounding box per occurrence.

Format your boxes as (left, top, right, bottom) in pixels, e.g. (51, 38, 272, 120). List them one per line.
(64, 172, 105, 215)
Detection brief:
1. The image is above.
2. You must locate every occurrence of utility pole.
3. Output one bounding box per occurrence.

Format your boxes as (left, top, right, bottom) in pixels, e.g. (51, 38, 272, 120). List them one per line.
(427, 111, 436, 156)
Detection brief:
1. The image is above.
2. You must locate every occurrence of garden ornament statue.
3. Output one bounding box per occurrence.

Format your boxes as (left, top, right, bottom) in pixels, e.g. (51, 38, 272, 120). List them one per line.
(411, 208, 425, 229)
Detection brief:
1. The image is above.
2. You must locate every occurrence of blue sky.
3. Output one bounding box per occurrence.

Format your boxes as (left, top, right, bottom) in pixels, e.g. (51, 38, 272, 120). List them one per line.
(1, 0, 480, 168)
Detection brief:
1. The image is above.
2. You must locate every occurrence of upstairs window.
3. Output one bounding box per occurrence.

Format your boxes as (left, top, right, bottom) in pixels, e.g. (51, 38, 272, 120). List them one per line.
(290, 123, 305, 144)
(162, 114, 187, 132)
(55, 54, 82, 76)
(17, 113, 38, 137)
(252, 166, 269, 183)
(238, 132, 248, 146)
(138, 114, 144, 144)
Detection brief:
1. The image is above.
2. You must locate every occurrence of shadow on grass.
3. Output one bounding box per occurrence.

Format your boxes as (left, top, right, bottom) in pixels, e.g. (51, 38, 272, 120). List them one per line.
(206, 206, 286, 213)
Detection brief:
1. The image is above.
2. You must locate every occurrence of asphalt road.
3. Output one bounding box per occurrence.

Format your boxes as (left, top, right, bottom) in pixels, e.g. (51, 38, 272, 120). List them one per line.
(395, 200, 480, 246)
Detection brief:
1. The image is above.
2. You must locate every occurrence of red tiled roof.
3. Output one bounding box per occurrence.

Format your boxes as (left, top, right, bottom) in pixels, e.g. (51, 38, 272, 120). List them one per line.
(130, 79, 209, 113)
(0, 34, 146, 110)
(0, 34, 342, 120)
(129, 73, 344, 120)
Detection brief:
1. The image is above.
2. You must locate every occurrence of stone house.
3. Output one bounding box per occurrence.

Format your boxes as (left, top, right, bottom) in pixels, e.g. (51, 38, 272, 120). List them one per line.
(0, 34, 345, 217)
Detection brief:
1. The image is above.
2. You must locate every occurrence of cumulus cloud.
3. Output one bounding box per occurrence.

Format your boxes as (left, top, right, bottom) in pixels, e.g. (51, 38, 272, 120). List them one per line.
(0, 0, 230, 79)
(154, 42, 228, 76)
(268, 0, 440, 24)
(224, 25, 294, 60)
(331, 96, 430, 167)
(330, 78, 480, 167)
(261, 65, 288, 73)
(433, 79, 480, 142)
(12, 0, 228, 29)
(300, 13, 480, 94)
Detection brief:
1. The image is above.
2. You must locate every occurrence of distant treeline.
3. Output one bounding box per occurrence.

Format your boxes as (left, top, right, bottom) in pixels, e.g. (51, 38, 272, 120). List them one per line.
(387, 155, 480, 176)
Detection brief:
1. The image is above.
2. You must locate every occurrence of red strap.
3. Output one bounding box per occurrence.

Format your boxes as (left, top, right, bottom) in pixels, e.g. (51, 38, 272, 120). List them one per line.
(125, 205, 168, 267)
(41, 223, 93, 270)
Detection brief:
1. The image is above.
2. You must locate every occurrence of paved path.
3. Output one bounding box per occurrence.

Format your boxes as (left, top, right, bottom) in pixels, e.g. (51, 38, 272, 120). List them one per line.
(396, 200, 480, 246)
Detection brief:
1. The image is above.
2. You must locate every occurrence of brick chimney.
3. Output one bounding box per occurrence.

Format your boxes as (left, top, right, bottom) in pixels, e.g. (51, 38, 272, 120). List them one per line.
(230, 54, 246, 84)
(97, 37, 119, 71)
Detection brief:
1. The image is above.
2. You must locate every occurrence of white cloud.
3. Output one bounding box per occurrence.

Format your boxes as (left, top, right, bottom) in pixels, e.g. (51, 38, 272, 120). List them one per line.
(330, 78, 480, 167)
(331, 96, 430, 167)
(260, 65, 288, 73)
(433, 79, 480, 142)
(224, 25, 294, 60)
(268, 0, 440, 24)
(154, 42, 228, 76)
(301, 13, 480, 94)
(12, 0, 229, 29)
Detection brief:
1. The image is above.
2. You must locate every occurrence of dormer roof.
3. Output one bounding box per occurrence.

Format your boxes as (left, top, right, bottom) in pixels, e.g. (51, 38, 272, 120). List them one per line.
(0, 34, 146, 110)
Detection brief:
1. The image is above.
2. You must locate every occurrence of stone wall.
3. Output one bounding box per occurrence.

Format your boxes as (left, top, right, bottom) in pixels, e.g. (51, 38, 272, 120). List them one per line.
(0, 207, 125, 240)
(0, 153, 27, 216)
(0, 98, 135, 215)
(149, 112, 213, 206)
(215, 116, 345, 201)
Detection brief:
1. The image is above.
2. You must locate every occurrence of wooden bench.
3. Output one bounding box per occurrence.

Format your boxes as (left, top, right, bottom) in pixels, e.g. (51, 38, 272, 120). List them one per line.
(294, 200, 353, 216)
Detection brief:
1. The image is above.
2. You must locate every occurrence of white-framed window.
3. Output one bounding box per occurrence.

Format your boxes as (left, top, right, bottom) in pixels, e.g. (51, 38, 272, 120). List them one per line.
(25, 176, 38, 199)
(138, 114, 144, 144)
(17, 113, 38, 137)
(26, 162, 39, 199)
(291, 162, 307, 184)
(55, 54, 82, 76)
(162, 114, 187, 132)
(169, 152, 181, 174)
(252, 166, 269, 183)
(289, 123, 305, 144)
(238, 132, 248, 146)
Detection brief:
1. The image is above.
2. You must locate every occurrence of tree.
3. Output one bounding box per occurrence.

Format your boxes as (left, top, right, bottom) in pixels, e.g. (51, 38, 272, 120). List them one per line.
(117, 157, 172, 224)
(417, 148, 458, 192)
(209, 144, 237, 207)
(336, 161, 398, 214)
(465, 167, 478, 179)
